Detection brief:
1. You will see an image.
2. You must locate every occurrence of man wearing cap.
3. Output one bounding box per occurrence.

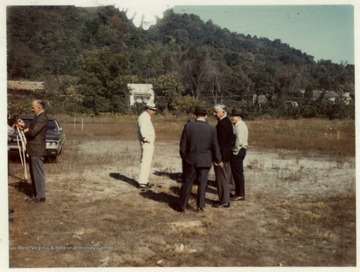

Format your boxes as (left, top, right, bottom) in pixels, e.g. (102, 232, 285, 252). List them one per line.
(230, 108, 248, 201)
(178, 106, 222, 212)
(137, 102, 156, 188)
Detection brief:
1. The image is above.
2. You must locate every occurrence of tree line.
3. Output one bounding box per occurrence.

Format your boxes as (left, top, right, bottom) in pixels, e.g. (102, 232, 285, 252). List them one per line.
(7, 6, 355, 119)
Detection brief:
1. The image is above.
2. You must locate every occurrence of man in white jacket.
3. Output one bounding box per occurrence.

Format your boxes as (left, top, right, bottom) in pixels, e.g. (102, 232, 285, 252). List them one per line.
(230, 108, 248, 201)
(137, 102, 156, 188)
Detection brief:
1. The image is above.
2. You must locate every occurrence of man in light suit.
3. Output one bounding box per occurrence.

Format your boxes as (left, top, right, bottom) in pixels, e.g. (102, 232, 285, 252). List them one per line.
(137, 102, 156, 188)
(18, 100, 48, 204)
(178, 106, 222, 212)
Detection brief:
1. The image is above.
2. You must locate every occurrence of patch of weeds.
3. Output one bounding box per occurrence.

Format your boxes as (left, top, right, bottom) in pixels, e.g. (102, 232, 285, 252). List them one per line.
(302, 210, 322, 221)
(58, 202, 72, 214)
(247, 158, 263, 170)
(286, 226, 303, 237)
(278, 166, 304, 182)
(152, 161, 164, 168)
(101, 214, 119, 223)
(183, 227, 208, 236)
(284, 170, 302, 182)
(269, 219, 281, 226)
(312, 229, 336, 242)
(203, 212, 217, 228)
(334, 156, 346, 169)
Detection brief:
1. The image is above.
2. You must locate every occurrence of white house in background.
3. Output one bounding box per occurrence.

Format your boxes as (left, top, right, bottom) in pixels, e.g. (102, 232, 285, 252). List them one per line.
(127, 83, 155, 106)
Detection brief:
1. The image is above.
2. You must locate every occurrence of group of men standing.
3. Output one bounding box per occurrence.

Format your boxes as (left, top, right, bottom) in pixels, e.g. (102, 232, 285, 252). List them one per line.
(137, 103, 248, 213)
(12, 100, 248, 212)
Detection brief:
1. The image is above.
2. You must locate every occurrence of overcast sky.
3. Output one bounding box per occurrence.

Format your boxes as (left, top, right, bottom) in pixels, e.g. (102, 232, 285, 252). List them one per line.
(173, 5, 354, 64)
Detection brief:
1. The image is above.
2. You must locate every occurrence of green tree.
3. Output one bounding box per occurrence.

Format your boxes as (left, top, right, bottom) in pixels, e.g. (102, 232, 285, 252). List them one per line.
(152, 73, 185, 111)
(74, 47, 129, 114)
(304, 84, 314, 102)
(7, 6, 355, 119)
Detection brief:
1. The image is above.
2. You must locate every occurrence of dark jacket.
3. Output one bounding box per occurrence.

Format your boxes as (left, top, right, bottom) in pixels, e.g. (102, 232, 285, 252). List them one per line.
(26, 111, 48, 156)
(180, 120, 221, 168)
(216, 117, 235, 162)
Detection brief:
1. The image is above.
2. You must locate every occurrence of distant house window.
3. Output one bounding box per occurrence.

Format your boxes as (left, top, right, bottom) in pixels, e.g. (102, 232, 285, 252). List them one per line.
(134, 93, 152, 103)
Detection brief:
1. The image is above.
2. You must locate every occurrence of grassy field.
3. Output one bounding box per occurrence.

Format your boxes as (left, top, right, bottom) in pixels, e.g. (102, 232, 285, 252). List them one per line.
(8, 115, 356, 267)
(58, 114, 355, 157)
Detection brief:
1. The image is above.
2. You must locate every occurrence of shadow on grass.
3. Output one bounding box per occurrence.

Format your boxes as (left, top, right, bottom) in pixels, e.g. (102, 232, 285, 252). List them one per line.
(140, 186, 184, 212)
(109, 172, 138, 188)
(140, 190, 179, 204)
(141, 185, 218, 211)
(154, 171, 219, 193)
(8, 176, 34, 197)
(153, 171, 182, 183)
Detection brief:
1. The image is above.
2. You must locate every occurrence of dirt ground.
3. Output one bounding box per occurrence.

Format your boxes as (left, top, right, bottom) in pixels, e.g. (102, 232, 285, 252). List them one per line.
(7, 139, 356, 268)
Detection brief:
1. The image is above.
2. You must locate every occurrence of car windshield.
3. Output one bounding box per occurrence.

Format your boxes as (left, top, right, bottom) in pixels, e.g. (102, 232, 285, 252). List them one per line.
(48, 120, 57, 130)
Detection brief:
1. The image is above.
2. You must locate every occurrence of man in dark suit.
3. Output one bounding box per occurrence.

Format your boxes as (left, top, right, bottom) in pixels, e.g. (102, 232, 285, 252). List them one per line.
(18, 100, 48, 204)
(178, 106, 222, 212)
(213, 104, 235, 208)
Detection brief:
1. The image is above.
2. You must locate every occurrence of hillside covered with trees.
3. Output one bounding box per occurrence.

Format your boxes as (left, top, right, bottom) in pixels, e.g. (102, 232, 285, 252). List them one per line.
(7, 6, 355, 118)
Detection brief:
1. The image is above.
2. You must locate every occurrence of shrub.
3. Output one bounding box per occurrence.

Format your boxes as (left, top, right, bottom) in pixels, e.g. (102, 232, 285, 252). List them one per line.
(170, 95, 201, 115)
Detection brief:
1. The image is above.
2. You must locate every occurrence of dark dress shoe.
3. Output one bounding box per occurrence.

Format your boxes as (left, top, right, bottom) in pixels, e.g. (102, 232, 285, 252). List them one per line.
(217, 203, 230, 208)
(177, 207, 186, 213)
(138, 183, 154, 189)
(25, 196, 37, 202)
(29, 197, 46, 204)
(196, 207, 205, 212)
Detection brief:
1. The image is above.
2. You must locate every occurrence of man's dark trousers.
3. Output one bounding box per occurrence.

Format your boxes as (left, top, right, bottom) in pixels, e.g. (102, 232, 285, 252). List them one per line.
(179, 161, 210, 209)
(29, 156, 45, 198)
(231, 148, 247, 197)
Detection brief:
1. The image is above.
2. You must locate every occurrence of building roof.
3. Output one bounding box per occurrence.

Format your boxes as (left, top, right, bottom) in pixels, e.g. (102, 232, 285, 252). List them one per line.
(8, 80, 44, 91)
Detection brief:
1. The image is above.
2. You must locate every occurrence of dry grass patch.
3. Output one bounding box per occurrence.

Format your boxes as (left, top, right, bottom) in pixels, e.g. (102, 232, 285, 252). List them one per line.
(57, 115, 355, 157)
(312, 230, 336, 242)
(248, 118, 355, 156)
(8, 115, 355, 267)
(286, 226, 303, 237)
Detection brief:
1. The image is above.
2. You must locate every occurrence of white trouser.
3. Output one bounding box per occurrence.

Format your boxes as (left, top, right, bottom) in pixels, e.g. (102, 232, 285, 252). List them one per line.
(138, 142, 154, 184)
